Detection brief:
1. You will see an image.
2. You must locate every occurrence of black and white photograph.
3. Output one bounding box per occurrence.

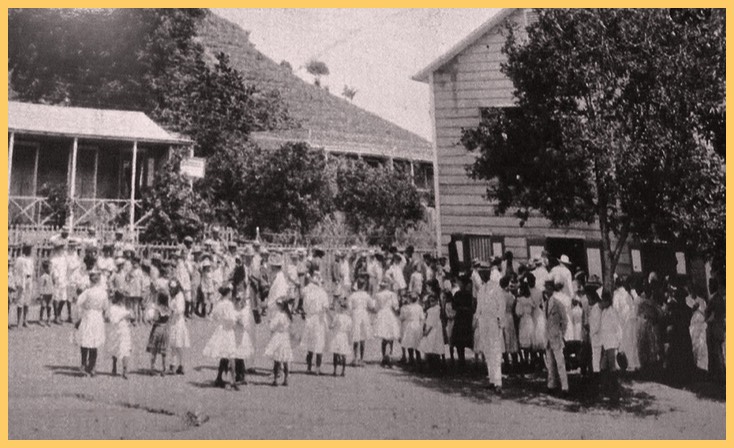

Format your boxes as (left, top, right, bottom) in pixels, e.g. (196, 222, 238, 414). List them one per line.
(6, 8, 726, 439)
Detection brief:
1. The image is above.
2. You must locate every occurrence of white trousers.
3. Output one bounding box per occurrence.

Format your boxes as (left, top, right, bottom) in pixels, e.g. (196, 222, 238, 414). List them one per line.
(545, 345, 569, 391)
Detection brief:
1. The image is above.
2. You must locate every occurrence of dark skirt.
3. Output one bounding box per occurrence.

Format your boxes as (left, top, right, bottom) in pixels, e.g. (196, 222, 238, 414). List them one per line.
(146, 323, 170, 354)
(452, 311, 474, 348)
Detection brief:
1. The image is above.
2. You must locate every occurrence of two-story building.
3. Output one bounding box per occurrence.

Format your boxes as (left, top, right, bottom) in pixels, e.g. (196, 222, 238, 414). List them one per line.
(412, 9, 707, 287)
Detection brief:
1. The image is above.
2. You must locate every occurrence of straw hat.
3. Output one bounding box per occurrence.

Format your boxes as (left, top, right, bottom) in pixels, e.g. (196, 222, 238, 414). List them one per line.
(559, 254, 573, 265)
(269, 252, 284, 267)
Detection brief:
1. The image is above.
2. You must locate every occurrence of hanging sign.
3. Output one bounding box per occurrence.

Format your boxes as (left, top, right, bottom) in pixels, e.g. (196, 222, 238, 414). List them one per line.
(180, 157, 206, 178)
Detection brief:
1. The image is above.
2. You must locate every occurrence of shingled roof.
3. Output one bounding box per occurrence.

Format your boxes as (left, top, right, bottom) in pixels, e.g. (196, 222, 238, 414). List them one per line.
(198, 12, 432, 162)
(8, 101, 192, 145)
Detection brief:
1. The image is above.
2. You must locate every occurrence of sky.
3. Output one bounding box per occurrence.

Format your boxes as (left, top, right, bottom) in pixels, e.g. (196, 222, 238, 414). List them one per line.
(213, 9, 500, 142)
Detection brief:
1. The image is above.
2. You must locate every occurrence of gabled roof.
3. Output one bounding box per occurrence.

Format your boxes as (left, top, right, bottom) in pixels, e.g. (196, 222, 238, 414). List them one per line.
(412, 8, 516, 83)
(200, 12, 432, 162)
(8, 101, 192, 145)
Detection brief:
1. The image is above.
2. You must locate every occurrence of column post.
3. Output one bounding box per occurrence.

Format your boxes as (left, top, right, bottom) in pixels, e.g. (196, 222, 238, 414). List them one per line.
(129, 140, 138, 233)
(69, 137, 78, 230)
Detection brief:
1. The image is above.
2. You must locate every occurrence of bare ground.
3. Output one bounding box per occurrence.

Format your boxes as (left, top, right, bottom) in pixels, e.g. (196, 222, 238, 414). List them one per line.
(8, 308, 725, 439)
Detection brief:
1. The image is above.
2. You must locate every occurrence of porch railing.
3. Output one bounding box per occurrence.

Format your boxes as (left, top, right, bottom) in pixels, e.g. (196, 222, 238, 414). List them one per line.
(9, 196, 149, 228)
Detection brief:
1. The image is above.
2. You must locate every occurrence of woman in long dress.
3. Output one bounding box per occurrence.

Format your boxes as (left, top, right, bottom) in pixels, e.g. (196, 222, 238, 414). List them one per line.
(688, 289, 708, 372)
(637, 288, 663, 374)
(527, 274, 546, 367)
(75, 270, 109, 377)
(373, 278, 401, 367)
(451, 275, 474, 368)
(168, 280, 190, 375)
(348, 276, 373, 366)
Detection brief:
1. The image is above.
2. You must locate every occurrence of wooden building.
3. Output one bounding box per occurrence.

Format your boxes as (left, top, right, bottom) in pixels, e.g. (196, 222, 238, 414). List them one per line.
(8, 101, 192, 231)
(412, 9, 703, 285)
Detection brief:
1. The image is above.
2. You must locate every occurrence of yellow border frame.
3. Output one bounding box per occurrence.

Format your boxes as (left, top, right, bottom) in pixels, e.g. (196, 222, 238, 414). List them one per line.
(1, 3, 730, 443)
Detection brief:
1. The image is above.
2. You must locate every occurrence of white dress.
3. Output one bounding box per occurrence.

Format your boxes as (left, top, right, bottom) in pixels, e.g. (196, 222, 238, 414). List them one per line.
(373, 290, 400, 340)
(689, 296, 708, 371)
(75, 285, 108, 348)
(515, 295, 535, 349)
(328, 313, 353, 356)
(264, 311, 294, 362)
(530, 288, 547, 350)
(419, 305, 445, 355)
(106, 304, 132, 358)
(169, 292, 190, 349)
(400, 303, 424, 350)
(300, 284, 330, 353)
(202, 300, 238, 359)
(348, 291, 373, 342)
(234, 303, 255, 361)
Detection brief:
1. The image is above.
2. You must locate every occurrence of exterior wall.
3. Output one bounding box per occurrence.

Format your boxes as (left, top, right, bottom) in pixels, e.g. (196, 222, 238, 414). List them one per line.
(430, 9, 624, 276)
(429, 8, 703, 285)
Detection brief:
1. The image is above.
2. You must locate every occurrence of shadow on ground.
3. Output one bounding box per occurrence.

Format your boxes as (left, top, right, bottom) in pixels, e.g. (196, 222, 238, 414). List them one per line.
(383, 363, 673, 417)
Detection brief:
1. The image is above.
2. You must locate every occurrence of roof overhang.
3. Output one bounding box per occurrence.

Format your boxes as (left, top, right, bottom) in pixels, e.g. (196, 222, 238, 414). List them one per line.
(411, 8, 516, 83)
(8, 128, 192, 146)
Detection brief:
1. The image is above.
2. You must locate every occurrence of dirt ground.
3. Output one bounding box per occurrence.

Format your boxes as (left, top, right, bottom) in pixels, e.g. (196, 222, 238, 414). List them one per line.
(8, 306, 726, 439)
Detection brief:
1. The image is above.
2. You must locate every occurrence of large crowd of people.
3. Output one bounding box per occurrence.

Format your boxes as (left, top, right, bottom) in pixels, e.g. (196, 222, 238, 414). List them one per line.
(8, 225, 726, 402)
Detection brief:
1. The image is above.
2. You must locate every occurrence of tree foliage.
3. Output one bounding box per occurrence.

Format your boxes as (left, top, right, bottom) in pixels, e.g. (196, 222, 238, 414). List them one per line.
(139, 150, 211, 243)
(305, 59, 329, 86)
(335, 160, 424, 245)
(461, 9, 725, 285)
(8, 8, 290, 156)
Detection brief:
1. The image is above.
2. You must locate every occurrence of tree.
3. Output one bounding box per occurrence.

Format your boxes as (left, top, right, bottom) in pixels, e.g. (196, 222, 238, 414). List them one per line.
(335, 160, 424, 246)
(139, 150, 211, 243)
(342, 85, 358, 101)
(461, 9, 725, 289)
(8, 8, 290, 156)
(305, 59, 329, 87)
(203, 141, 334, 238)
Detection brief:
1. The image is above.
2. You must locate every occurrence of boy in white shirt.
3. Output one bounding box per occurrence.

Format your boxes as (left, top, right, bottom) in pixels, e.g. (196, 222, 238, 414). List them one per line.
(598, 289, 623, 404)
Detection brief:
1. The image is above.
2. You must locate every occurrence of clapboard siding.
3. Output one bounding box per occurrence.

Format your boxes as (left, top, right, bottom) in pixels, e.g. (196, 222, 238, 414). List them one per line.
(427, 9, 611, 258)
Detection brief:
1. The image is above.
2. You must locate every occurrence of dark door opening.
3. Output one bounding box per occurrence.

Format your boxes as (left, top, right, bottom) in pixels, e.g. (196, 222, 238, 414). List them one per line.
(640, 243, 678, 280)
(545, 237, 587, 275)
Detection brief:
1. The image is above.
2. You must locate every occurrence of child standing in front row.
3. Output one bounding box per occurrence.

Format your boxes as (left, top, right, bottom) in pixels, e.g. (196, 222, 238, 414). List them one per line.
(328, 298, 352, 376)
(38, 260, 54, 326)
(108, 291, 133, 379)
(145, 292, 171, 376)
(264, 297, 294, 386)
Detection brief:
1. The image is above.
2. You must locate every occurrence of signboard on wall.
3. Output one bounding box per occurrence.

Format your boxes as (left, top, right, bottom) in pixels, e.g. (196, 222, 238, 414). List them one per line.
(180, 157, 206, 178)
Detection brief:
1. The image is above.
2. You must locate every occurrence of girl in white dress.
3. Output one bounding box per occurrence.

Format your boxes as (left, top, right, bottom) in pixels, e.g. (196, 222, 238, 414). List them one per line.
(528, 274, 547, 363)
(264, 297, 294, 386)
(75, 270, 109, 377)
(373, 279, 400, 367)
(168, 280, 190, 375)
(347, 276, 373, 366)
(203, 285, 239, 390)
(515, 283, 535, 367)
(329, 298, 353, 376)
(400, 293, 425, 365)
(233, 294, 256, 384)
(107, 291, 132, 379)
(419, 294, 445, 371)
(300, 274, 330, 375)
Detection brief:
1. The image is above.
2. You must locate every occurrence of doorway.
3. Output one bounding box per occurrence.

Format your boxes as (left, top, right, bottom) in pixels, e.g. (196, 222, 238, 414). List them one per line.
(545, 237, 587, 274)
